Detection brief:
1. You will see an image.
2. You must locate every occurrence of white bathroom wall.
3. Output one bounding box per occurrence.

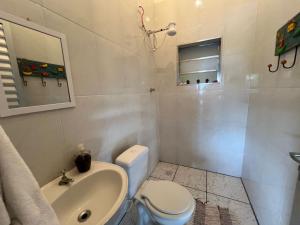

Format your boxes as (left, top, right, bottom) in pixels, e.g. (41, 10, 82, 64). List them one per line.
(0, 0, 159, 186)
(242, 1, 300, 225)
(154, 0, 257, 176)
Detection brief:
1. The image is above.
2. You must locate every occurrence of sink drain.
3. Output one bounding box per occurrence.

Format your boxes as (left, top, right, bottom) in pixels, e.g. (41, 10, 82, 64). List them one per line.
(78, 209, 92, 223)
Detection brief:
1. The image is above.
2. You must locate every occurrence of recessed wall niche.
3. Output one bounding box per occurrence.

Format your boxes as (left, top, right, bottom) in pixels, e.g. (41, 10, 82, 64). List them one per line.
(177, 38, 222, 85)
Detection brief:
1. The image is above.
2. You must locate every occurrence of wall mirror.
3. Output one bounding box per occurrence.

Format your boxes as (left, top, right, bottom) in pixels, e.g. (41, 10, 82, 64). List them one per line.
(0, 11, 75, 117)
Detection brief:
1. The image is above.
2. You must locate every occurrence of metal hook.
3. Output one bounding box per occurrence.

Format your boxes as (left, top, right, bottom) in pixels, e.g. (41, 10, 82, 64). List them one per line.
(268, 55, 281, 73)
(57, 78, 62, 87)
(281, 46, 298, 69)
(41, 77, 46, 87)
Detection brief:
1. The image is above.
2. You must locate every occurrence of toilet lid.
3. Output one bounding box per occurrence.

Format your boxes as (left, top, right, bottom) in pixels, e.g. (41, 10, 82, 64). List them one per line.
(141, 180, 193, 215)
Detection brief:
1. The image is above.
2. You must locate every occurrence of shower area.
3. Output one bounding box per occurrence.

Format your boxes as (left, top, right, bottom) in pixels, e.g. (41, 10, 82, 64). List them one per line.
(151, 0, 300, 225)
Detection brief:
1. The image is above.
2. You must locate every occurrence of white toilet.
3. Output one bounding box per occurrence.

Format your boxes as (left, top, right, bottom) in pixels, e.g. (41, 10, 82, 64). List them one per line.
(116, 145, 195, 225)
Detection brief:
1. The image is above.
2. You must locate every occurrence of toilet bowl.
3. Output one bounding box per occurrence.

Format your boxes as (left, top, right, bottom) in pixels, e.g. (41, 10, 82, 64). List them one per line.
(135, 180, 195, 225)
(116, 145, 195, 225)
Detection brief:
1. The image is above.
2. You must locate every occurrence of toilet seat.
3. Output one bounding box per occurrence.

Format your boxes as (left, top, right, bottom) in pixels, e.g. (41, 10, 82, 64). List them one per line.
(135, 180, 195, 225)
(140, 180, 194, 215)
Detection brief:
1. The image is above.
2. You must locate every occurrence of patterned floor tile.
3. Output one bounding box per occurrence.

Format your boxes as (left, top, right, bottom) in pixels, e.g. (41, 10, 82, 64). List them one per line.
(207, 172, 249, 203)
(150, 162, 178, 180)
(186, 187, 206, 202)
(174, 166, 206, 191)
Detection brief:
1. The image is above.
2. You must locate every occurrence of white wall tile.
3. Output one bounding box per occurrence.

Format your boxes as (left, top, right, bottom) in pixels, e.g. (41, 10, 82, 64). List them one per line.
(0, 0, 159, 187)
(138, 94, 160, 173)
(60, 95, 142, 164)
(43, 0, 94, 30)
(0, 0, 45, 25)
(43, 9, 100, 96)
(154, 0, 253, 177)
(0, 111, 66, 186)
(243, 88, 300, 225)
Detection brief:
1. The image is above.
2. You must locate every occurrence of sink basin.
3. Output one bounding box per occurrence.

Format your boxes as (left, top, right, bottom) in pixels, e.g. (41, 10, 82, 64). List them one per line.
(42, 161, 128, 225)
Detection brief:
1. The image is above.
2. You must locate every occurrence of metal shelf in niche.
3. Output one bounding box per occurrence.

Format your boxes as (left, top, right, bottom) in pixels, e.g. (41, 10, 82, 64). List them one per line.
(180, 55, 220, 63)
(179, 69, 217, 76)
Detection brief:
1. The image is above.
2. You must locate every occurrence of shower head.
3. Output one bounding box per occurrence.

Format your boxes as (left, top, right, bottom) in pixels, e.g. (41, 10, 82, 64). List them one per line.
(146, 22, 177, 37)
(167, 22, 176, 36)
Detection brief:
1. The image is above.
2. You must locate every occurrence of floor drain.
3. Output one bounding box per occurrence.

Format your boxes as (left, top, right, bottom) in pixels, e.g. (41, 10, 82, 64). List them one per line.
(78, 209, 92, 223)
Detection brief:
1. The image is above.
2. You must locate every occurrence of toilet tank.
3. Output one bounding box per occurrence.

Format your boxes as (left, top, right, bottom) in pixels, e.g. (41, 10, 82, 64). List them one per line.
(115, 145, 149, 199)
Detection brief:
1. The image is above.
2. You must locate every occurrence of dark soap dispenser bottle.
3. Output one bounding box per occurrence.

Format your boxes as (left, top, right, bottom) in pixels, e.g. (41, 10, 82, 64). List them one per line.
(75, 144, 91, 173)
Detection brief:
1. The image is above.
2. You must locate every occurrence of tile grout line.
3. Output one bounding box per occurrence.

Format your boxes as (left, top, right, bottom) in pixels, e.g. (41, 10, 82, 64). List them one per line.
(179, 182, 250, 205)
(206, 191, 250, 205)
(30, 0, 142, 56)
(153, 162, 252, 203)
(159, 160, 241, 179)
(157, 162, 255, 202)
(172, 164, 179, 181)
(206, 170, 208, 203)
(149, 175, 251, 205)
(241, 178, 260, 225)
(181, 184, 206, 193)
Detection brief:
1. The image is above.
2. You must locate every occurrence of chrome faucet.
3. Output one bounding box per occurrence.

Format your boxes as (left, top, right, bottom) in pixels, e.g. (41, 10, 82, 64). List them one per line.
(58, 170, 74, 186)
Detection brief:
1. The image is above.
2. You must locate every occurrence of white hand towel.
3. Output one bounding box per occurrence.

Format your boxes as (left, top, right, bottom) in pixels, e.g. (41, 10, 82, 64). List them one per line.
(0, 179, 10, 224)
(0, 125, 60, 225)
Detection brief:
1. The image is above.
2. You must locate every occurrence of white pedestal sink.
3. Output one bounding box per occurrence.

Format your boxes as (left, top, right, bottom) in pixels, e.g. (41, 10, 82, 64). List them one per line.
(41, 161, 128, 225)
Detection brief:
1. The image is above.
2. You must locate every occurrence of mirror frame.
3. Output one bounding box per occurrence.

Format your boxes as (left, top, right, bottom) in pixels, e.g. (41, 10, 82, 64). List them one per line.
(0, 10, 75, 117)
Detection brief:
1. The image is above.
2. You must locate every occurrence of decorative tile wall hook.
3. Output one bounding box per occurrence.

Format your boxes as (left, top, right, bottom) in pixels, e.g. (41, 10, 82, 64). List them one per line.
(268, 12, 300, 73)
(41, 77, 46, 87)
(268, 55, 281, 73)
(281, 46, 298, 69)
